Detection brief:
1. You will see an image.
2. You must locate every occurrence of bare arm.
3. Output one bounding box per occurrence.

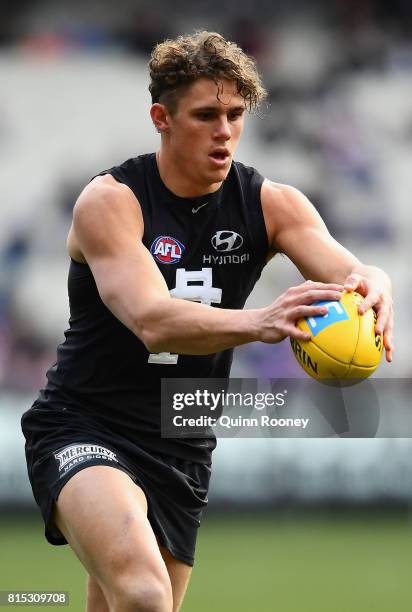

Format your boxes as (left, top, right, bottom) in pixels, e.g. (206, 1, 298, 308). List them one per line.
(72, 176, 344, 354)
(261, 180, 394, 361)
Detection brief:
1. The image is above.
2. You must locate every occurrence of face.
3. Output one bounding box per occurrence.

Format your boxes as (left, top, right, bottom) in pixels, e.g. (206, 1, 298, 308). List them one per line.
(152, 78, 246, 194)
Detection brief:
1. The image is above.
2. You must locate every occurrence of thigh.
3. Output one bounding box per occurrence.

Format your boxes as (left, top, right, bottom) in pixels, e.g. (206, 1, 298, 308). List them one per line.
(158, 544, 192, 612)
(54, 465, 171, 606)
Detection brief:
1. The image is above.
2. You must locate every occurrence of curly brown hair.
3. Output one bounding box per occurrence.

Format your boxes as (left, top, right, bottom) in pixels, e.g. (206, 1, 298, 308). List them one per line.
(148, 31, 267, 114)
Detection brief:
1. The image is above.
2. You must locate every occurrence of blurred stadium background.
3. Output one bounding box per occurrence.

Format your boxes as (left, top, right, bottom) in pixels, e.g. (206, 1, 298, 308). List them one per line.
(1, 1, 411, 610)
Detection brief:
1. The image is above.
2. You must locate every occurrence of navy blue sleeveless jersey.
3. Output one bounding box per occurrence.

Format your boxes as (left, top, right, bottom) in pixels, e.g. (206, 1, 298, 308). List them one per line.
(38, 153, 268, 462)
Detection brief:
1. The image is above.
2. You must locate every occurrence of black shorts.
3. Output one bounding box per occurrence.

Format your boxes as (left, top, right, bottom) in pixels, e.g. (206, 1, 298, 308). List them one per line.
(21, 404, 212, 566)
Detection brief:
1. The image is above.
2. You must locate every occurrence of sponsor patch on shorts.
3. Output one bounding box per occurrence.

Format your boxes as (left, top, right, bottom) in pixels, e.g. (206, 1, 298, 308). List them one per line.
(54, 444, 118, 476)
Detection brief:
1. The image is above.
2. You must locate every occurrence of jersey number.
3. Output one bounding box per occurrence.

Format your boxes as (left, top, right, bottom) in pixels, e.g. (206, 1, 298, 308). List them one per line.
(147, 268, 222, 364)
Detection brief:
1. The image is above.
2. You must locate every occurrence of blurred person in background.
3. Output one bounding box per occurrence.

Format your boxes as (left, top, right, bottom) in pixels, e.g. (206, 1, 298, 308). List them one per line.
(21, 30, 393, 612)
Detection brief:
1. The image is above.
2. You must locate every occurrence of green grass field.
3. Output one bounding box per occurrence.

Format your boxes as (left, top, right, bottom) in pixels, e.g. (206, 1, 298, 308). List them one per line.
(0, 511, 411, 611)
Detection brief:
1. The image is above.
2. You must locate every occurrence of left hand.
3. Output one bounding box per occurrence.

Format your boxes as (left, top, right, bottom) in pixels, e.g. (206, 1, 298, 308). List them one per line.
(343, 267, 394, 363)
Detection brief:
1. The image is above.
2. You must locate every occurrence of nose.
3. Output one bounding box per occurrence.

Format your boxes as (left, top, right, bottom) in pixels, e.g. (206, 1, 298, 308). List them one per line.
(214, 115, 231, 141)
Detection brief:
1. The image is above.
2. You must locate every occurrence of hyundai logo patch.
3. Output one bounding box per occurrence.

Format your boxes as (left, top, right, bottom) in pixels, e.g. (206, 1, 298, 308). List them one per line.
(211, 231, 243, 252)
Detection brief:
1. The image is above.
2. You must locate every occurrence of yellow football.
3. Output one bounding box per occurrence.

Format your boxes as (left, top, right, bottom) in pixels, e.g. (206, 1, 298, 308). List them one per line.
(290, 291, 383, 382)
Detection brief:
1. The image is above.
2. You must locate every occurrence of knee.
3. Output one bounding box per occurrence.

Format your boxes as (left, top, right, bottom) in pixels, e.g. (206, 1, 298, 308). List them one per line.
(111, 574, 173, 612)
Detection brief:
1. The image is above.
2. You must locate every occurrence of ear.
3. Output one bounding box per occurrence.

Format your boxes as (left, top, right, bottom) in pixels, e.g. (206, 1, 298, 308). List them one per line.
(150, 103, 170, 133)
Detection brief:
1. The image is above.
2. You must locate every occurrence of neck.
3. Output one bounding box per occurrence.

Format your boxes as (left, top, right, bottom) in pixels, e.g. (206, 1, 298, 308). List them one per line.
(156, 148, 222, 198)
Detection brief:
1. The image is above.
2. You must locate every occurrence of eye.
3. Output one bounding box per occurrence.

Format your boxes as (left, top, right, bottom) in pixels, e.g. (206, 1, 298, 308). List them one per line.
(228, 111, 244, 121)
(196, 111, 214, 121)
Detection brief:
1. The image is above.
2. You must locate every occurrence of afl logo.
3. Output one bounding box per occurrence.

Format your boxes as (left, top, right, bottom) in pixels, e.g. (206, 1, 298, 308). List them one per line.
(151, 236, 185, 264)
(211, 230, 243, 252)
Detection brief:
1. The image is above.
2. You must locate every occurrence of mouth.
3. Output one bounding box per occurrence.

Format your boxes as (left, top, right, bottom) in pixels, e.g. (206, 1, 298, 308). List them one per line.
(208, 150, 230, 167)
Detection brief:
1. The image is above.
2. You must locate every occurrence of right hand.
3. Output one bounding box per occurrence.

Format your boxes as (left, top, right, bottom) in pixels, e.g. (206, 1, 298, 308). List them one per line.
(254, 280, 344, 344)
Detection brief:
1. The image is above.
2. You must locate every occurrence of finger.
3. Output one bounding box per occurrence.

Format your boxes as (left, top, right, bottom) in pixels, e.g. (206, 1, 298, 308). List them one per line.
(374, 303, 391, 334)
(303, 282, 345, 291)
(383, 325, 394, 363)
(290, 282, 345, 294)
(384, 333, 393, 351)
(385, 344, 393, 363)
(344, 273, 362, 291)
(299, 290, 343, 305)
(384, 337, 393, 362)
(357, 293, 380, 314)
(288, 304, 329, 321)
(287, 326, 311, 342)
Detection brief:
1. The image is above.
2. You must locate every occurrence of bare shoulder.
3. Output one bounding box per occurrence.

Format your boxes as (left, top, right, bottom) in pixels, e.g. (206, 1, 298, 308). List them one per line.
(74, 174, 142, 229)
(68, 174, 143, 261)
(261, 179, 327, 250)
(261, 179, 315, 222)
